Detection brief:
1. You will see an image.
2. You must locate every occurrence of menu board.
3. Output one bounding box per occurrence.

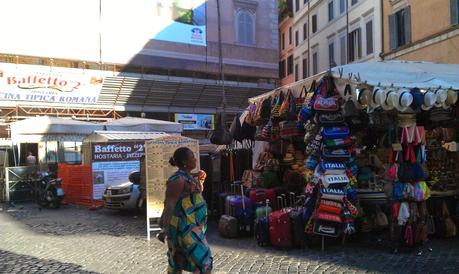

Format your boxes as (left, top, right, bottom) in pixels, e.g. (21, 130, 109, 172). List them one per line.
(145, 136, 199, 219)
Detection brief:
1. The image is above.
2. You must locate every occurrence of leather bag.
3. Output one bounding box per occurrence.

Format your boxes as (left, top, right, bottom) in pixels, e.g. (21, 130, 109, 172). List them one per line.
(210, 113, 232, 145)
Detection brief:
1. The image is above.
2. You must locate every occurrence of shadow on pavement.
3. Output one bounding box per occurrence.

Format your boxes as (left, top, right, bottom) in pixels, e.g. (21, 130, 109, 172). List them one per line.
(0, 249, 98, 274)
(1, 202, 147, 239)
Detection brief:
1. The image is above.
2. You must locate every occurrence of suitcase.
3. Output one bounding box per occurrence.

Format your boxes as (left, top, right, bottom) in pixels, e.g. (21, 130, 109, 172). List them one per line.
(234, 185, 254, 237)
(269, 196, 292, 249)
(218, 206, 238, 238)
(255, 201, 273, 220)
(255, 199, 271, 246)
(249, 188, 276, 209)
(288, 193, 306, 248)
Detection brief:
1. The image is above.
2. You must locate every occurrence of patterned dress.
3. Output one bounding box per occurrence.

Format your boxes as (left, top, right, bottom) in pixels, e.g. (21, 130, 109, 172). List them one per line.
(166, 170, 212, 274)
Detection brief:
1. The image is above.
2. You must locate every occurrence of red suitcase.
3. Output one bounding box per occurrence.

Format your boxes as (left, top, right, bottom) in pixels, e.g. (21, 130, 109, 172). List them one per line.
(249, 188, 276, 209)
(269, 196, 292, 249)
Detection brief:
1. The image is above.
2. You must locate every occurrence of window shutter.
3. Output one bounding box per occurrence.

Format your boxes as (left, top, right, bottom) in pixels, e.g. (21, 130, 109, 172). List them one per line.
(404, 6, 412, 44)
(452, 0, 459, 25)
(389, 13, 397, 50)
(358, 28, 362, 59)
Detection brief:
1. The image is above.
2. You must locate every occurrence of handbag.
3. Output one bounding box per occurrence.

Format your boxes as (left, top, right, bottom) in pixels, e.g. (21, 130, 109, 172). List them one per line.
(313, 95, 339, 112)
(374, 205, 389, 227)
(322, 127, 350, 140)
(242, 170, 261, 188)
(318, 113, 345, 126)
(319, 162, 346, 175)
(322, 174, 349, 188)
(320, 187, 345, 201)
(229, 114, 243, 142)
(323, 137, 353, 149)
(295, 86, 306, 112)
(255, 97, 272, 125)
(209, 113, 232, 145)
(322, 148, 351, 160)
(279, 121, 300, 137)
(442, 201, 457, 237)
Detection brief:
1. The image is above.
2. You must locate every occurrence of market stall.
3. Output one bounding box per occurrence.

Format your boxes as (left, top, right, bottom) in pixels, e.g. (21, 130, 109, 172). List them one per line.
(213, 60, 459, 252)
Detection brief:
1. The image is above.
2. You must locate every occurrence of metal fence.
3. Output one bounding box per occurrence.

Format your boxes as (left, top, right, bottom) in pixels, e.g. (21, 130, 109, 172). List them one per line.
(3, 165, 51, 202)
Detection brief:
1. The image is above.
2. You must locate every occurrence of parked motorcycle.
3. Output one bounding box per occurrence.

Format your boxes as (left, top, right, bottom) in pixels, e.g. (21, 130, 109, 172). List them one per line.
(31, 172, 65, 209)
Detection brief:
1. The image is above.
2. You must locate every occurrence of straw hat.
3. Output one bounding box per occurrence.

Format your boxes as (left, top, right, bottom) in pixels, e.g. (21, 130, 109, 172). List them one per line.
(445, 89, 458, 106)
(381, 89, 397, 111)
(370, 87, 385, 109)
(434, 89, 448, 107)
(397, 113, 417, 128)
(392, 89, 413, 113)
(354, 87, 371, 110)
(421, 89, 437, 111)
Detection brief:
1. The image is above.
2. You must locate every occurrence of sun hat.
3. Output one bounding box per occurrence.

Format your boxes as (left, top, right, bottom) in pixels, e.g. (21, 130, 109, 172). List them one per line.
(370, 87, 385, 109)
(381, 89, 397, 111)
(434, 89, 448, 107)
(354, 87, 371, 110)
(421, 89, 436, 111)
(445, 89, 458, 106)
(393, 89, 414, 113)
(409, 88, 424, 112)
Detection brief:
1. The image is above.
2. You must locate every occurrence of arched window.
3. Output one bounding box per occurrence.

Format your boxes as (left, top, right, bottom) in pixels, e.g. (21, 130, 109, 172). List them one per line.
(236, 10, 255, 45)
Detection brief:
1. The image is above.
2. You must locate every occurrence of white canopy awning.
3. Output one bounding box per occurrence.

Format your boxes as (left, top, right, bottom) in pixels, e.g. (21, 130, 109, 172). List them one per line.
(330, 60, 459, 90)
(83, 131, 168, 143)
(9, 116, 103, 136)
(102, 117, 183, 134)
(249, 61, 459, 104)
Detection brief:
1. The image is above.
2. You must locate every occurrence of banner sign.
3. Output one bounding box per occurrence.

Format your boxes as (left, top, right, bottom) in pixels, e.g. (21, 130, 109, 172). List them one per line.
(91, 142, 145, 199)
(152, 0, 206, 46)
(174, 113, 214, 130)
(0, 63, 104, 104)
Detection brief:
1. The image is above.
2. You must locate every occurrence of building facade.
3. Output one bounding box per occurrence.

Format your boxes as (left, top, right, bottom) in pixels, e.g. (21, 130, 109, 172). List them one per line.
(279, 1, 295, 85)
(382, 0, 459, 64)
(289, 0, 382, 80)
(0, 0, 279, 122)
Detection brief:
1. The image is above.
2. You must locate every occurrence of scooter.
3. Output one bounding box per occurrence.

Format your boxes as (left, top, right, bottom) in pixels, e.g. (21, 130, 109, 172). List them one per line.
(32, 172, 65, 209)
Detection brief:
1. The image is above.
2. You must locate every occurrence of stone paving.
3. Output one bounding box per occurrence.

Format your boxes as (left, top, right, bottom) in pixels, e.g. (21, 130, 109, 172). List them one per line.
(1, 202, 459, 274)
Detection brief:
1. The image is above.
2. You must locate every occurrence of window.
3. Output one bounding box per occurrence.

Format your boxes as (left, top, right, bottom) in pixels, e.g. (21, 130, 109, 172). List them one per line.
(328, 1, 334, 21)
(289, 27, 292, 44)
(339, 0, 346, 14)
(349, 28, 361, 62)
(287, 55, 294, 75)
(295, 30, 299, 46)
(281, 32, 285, 50)
(389, 7, 411, 49)
(340, 35, 346, 65)
(295, 64, 299, 81)
(279, 60, 286, 78)
(295, 0, 300, 12)
(351, 0, 358, 5)
(302, 58, 308, 78)
(366, 20, 374, 55)
(312, 52, 318, 75)
(451, 0, 459, 25)
(303, 23, 307, 40)
(236, 11, 255, 45)
(329, 42, 335, 67)
(312, 15, 317, 33)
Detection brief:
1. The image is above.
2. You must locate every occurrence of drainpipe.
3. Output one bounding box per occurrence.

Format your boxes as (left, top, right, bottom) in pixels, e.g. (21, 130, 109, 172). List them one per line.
(346, 0, 349, 64)
(379, 0, 385, 60)
(307, 0, 310, 76)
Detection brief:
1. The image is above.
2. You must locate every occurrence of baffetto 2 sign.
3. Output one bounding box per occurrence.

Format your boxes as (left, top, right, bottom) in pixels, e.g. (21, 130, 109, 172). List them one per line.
(0, 63, 104, 104)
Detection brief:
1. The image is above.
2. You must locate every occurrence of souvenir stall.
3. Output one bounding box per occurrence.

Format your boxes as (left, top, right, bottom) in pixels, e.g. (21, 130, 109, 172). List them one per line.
(214, 61, 459, 252)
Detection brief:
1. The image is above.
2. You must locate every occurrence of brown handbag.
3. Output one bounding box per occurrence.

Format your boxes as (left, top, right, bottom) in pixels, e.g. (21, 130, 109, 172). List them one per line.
(443, 201, 457, 237)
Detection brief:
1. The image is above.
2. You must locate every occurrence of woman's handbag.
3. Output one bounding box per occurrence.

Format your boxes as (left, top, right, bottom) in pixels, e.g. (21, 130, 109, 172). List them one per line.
(210, 113, 232, 145)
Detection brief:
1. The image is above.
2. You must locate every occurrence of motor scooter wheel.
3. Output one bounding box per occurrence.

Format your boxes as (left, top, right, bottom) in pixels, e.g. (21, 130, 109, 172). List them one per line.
(46, 190, 60, 209)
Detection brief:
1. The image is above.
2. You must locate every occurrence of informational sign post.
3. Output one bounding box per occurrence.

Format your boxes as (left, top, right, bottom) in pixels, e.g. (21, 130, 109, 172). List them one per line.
(91, 142, 145, 199)
(144, 135, 199, 240)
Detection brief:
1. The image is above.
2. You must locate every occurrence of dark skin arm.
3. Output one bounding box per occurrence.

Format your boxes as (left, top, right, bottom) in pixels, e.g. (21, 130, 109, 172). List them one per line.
(159, 176, 185, 232)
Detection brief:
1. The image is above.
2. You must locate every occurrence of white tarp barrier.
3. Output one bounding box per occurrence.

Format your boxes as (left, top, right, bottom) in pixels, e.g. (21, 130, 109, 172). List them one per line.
(9, 116, 103, 135)
(102, 117, 183, 134)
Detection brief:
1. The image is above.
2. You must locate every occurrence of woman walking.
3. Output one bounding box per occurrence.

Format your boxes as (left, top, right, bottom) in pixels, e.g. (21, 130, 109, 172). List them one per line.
(159, 147, 213, 274)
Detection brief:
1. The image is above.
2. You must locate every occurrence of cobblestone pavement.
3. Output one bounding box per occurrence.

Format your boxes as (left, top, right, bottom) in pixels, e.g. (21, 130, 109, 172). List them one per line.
(1, 203, 459, 274)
